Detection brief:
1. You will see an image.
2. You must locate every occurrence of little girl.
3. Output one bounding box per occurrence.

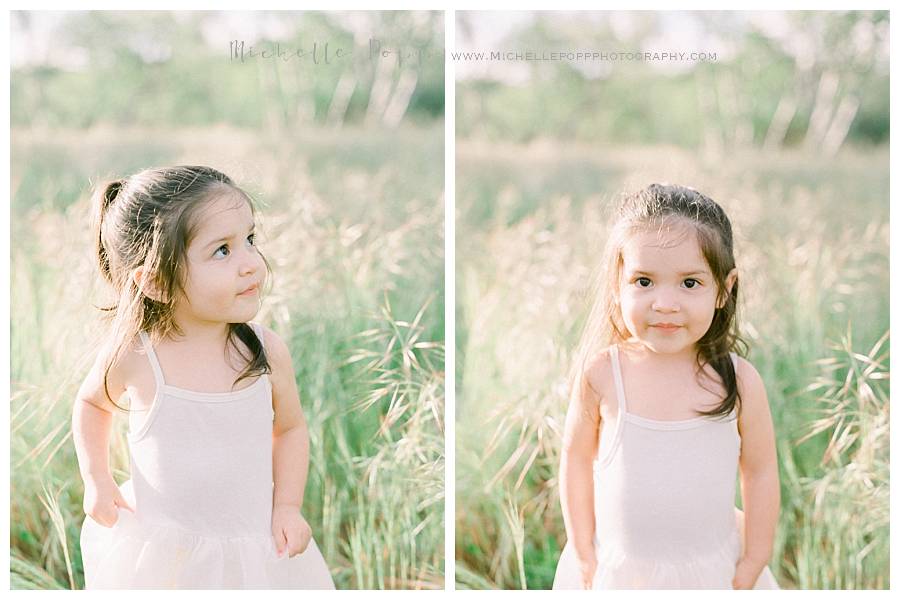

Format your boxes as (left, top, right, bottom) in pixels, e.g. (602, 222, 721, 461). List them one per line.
(553, 184, 780, 590)
(72, 165, 335, 589)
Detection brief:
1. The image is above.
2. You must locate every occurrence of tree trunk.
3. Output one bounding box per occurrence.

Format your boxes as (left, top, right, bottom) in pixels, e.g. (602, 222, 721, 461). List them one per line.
(763, 94, 797, 150)
(804, 70, 839, 151)
(326, 70, 357, 129)
(365, 56, 394, 127)
(822, 94, 860, 157)
(382, 68, 418, 128)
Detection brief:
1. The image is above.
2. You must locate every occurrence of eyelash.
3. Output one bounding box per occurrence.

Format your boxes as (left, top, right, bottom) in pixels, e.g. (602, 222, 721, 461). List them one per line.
(633, 277, 701, 289)
(213, 233, 256, 258)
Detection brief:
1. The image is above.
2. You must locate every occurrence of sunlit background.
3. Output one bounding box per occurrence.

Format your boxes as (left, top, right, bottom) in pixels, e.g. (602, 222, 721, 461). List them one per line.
(454, 10, 888, 590)
(11, 10, 444, 590)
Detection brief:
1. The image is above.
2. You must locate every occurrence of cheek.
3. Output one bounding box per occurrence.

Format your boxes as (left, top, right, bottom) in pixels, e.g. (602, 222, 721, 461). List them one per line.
(698, 292, 716, 316)
(619, 294, 641, 322)
(693, 294, 719, 325)
(619, 288, 643, 308)
(254, 252, 266, 273)
(186, 267, 227, 299)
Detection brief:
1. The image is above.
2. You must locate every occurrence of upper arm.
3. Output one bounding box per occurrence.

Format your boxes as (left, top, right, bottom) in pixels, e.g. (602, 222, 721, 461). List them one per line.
(75, 342, 129, 414)
(561, 350, 608, 460)
(262, 326, 305, 436)
(735, 357, 778, 476)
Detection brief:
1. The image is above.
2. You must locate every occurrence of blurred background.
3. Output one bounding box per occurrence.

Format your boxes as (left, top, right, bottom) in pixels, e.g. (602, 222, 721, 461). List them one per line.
(11, 10, 444, 590)
(454, 10, 888, 590)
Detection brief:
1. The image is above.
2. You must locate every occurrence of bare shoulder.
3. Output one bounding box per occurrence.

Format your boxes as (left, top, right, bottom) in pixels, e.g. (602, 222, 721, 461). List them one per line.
(563, 347, 613, 441)
(733, 355, 770, 420)
(582, 347, 615, 403)
(118, 334, 152, 374)
(733, 355, 765, 394)
(254, 323, 304, 432)
(256, 323, 295, 380)
(77, 335, 146, 411)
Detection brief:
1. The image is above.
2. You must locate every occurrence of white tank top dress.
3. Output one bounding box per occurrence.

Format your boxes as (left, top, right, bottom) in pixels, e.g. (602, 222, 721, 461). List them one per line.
(79, 323, 335, 589)
(553, 345, 779, 589)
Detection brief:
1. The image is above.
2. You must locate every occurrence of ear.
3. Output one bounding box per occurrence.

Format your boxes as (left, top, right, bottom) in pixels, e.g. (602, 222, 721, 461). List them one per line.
(717, 268, 738, 309)
(131, 265, 163, 302)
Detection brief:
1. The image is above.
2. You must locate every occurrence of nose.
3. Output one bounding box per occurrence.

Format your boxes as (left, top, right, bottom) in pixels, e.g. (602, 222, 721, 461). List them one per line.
(651, 289, 680, 313)
(238, 246, 261, 277)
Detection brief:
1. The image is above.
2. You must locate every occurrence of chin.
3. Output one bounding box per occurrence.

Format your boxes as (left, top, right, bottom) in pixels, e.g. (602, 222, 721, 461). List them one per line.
(229, 308, 260, 324)
(641, 338, 690, 354)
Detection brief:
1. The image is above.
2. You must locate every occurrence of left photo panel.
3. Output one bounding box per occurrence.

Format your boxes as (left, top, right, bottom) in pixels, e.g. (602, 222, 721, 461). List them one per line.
(10, 11, 444, 590)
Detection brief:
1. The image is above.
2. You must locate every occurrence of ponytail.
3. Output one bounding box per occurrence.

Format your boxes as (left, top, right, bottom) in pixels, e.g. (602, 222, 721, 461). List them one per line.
(93, 179, 124, 285)
(89, 165, 273, 408)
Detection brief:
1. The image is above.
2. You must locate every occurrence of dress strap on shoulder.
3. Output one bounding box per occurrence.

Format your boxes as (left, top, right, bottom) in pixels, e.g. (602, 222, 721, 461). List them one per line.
(608, 345, 628, 414)
(138, 331, 166, 387)
(595, 345, 628, 469)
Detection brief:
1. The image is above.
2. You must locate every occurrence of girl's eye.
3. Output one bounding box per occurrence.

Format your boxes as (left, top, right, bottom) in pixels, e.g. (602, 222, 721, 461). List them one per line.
(213, 244, 229, 259)
(635, 277, 652, 288)
(683, 278, 700, 289)
(246, 233, 256, 246)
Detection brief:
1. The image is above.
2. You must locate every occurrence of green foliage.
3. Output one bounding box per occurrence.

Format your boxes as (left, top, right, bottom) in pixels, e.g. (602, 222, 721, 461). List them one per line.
(10, 123, 444, 589)
(455, 140, 889, 589)
(456, 11, 888, 149)
(11, 11, 444, 130)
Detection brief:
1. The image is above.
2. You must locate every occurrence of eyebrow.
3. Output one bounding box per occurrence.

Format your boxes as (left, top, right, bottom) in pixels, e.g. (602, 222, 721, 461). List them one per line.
(202, 222, 255, 250)
(630, 268, 710, 277)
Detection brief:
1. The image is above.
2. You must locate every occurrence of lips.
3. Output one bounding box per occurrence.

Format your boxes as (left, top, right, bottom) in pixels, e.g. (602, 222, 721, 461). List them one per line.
(651, 323, 682, 330)
(237, 283, 259, 296)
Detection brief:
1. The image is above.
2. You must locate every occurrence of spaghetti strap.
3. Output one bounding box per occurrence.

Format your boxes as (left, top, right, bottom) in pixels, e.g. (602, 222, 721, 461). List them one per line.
(608, 345, 627, 415)
(595, 345, 628, 470)
(138, 331, 166, 387)
(554, 344, 780, 590)
(82, 324, 335, 589)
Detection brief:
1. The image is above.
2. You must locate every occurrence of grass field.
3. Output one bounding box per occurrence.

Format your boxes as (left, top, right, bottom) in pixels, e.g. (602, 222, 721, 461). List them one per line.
(454, 140, 889, 590)
(10, 123, 445, 589)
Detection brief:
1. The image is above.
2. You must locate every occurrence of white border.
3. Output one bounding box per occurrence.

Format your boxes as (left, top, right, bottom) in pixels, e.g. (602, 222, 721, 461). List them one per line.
(444, 8, 456, 592)
(889, 7, 897, 596)
(3, 7, 11, 595)
(6, 4, 897, 595)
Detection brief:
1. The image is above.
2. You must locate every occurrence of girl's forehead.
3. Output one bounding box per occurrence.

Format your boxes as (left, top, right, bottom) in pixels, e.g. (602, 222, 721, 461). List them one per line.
(192, 191, 253, 231)
(621, 226, 706, 268)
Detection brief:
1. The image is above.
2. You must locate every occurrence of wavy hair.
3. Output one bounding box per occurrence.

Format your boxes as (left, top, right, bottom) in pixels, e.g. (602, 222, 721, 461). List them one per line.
(570, 183, 748, 419)
(91, 165, 272, 409)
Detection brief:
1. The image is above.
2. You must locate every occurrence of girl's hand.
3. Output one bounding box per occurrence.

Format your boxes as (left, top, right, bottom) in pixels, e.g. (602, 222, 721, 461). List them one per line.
(732, 556, 764, 589)
(271, 503, 312, 558)
(577, 550, 598, 590)
(82, 474, 134, 528)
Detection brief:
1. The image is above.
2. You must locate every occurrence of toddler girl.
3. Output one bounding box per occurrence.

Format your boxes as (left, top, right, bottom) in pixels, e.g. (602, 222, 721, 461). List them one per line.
(72, 165, 335, 589)
(553, 184, 780, 589)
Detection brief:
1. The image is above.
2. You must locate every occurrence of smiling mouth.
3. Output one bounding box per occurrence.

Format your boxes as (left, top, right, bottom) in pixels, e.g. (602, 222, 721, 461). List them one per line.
(651, 324, 682, 330)
(238, 284, 258, 296)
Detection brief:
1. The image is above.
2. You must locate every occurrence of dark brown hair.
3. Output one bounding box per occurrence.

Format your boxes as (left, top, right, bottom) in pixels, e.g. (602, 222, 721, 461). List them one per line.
(571, 183, 747, 419)
(92, 165, 272, 408)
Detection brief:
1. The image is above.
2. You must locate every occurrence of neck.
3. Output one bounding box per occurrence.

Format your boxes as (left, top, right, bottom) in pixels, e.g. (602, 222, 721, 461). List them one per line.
(169, 313, 230, 348)
(623, 338, 697, 365)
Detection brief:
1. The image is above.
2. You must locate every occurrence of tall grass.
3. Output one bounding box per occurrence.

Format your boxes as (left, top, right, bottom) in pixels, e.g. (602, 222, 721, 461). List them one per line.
(455, 140, 889, 589)
(10, 123, 444, 589)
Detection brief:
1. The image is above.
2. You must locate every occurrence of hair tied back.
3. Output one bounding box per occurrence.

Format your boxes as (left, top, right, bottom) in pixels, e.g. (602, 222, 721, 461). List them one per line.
(95, 178, 125, 283)
(102, 179, 124, 212)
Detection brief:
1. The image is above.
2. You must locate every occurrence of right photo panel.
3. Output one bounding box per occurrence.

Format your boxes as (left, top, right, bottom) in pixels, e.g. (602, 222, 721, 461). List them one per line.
(455, 11, 889, 591)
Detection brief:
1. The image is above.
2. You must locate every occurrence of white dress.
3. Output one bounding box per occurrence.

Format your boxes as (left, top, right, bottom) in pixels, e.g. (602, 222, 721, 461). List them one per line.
(553, 345, 780, 589)
(80, 323, 335, 589)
